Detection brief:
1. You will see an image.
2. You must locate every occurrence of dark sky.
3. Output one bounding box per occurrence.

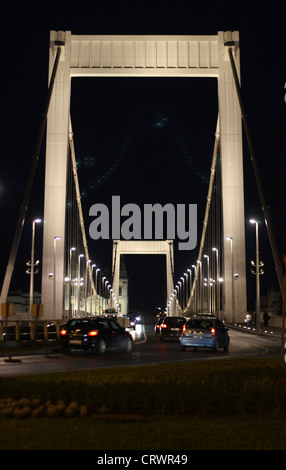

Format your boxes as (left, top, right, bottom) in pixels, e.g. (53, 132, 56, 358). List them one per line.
(1, 0, 285, 312)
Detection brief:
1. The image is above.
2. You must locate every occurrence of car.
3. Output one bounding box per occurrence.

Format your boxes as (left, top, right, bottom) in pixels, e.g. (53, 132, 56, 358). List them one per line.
(126, 312, 142, 329)
(159, 316, 186, 341)
(154, 316, 166, 335)
(180, 316, 229, 352)
(60, 317, 133, 354)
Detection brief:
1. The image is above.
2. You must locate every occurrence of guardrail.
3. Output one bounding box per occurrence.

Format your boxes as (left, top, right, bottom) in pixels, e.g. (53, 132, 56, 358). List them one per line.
(0, 320, 64, 344)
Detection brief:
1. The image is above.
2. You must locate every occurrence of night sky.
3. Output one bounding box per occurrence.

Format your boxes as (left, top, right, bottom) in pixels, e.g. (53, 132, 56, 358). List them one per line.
(1, 0, 285, 313)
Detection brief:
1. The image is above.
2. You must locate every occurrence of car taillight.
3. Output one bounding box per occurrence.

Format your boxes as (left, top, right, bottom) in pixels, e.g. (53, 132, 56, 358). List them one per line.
(182, 325, 186, 333)
(161, 323, 167, 328)
(88, 330, 98, 337)
(211, 328, 215, 336)
(60, 329, 67, 336)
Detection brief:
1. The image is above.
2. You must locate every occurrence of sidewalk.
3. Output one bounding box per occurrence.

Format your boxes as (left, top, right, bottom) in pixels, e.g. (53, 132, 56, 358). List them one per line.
(228, 322, 283, 338)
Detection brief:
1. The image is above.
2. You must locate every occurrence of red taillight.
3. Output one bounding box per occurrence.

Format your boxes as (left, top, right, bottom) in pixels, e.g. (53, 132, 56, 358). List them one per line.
(60, 329, 67, 336)
(182, 325, 186, 333)
(211, 328, 215, 336)
(161, 323, 167, 328)
(88, 330, 98, 337)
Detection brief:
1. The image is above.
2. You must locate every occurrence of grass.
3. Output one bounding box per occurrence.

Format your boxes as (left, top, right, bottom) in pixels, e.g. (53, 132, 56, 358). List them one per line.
(0, 357, 285, 450)
(0, 414, 286, 450)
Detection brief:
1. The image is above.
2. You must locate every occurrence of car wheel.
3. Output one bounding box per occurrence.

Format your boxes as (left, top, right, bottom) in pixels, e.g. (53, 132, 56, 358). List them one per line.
(124, 338, 132, 354)
(97, 339, 106, 355)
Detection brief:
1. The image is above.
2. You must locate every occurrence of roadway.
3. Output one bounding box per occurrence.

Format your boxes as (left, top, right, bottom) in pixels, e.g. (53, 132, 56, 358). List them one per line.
(0, 317, 282, 377)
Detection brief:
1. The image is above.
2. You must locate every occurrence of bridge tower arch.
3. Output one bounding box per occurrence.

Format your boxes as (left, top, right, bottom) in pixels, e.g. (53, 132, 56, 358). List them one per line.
(42, 30, 247, 322)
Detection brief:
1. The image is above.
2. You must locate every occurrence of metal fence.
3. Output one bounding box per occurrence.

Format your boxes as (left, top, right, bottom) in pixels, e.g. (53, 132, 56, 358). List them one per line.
(0, 320, 64, 345)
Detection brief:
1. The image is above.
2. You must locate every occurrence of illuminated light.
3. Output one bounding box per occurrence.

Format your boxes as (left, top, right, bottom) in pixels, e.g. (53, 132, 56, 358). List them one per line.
(161, 323, 167, 328)
(60, 329, 67, 336)
(211, 328, 215, 336)
(88, 330, 98, 337)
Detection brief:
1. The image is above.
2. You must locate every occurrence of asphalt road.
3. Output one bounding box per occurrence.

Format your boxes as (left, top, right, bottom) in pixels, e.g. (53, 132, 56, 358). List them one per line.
(0, 319, 282, 377)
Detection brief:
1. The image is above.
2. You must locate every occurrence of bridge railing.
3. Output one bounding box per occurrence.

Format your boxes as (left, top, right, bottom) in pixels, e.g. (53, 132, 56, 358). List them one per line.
(0, 320, 65, 345)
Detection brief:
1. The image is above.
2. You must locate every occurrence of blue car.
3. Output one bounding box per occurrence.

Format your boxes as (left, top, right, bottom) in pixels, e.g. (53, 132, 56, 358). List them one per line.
(180, 316, 229, 352)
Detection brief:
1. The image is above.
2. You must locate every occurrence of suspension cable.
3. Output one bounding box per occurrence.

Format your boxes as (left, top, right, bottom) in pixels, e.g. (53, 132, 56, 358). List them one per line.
(68, 116, 95, 295)
(186, 116, 220, 313)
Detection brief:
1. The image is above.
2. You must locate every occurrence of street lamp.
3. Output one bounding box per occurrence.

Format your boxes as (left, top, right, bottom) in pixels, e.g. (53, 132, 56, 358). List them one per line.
(204, 255, 210, 312)
(197, 260, 202, 313)
(85, 259, 91, 315)
(77, 254, 84, 315)
(180, 276, 185, 311)
(192, 265, 197, 313)
(101, 276, 106, 313)
(28, 218, 41, 315)
(212, 248, 220, 316)
(226, 237, 234, 323)
(249, 219, 263, 330)
(68, 247, 76, 318)
(187, 268, 192, 314)
(91, 264, 96, 314)
(95, 268, 100, 314)
(175, 284, 179, 314)
(178, 281, 182, 312)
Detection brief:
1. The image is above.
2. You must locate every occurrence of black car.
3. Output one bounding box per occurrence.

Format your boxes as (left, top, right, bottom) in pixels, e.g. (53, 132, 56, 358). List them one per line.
(60, 317, 133, 354)
(154, 316, 166, 335)
(159, 316, 186, 341)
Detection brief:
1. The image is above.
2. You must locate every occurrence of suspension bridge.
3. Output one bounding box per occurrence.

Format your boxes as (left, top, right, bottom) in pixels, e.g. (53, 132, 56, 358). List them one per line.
(0, 31, 284, 327)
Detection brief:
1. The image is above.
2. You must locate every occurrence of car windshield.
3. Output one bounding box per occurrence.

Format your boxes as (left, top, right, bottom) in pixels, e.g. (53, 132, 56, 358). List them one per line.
(187, 319, 213, 329)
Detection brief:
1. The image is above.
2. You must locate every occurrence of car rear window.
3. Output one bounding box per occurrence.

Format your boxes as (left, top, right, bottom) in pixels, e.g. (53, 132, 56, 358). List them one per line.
(187, 319, 213, 329)
(166, 318, 185, 327)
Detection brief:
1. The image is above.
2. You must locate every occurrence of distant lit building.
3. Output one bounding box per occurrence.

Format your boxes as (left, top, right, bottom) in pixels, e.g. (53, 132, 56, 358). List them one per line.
(7, 290, 41, 314)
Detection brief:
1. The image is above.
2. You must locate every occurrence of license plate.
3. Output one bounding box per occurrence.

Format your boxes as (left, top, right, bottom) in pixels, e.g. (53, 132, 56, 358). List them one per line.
(69, 339, 82, 345)
(171, 328, 179, 331)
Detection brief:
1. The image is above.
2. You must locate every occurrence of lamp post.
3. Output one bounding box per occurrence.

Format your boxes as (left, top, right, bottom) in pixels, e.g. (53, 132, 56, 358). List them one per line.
(178, 281, 182, 313)
(85, 259, 91, 315)
(95, 268, 100, 314)
(175, 285, 179, 314)
(249, 219, 263, 331)
(192, 265, 197, 313)
(197, 260, 202, 313)
(226, 237, 234, 323)
(212, 248, 219, 316)
(180, 276, 185, 311)
(91, 264, 96, 314)
(69, 247, 76, 318)
(187, 268, 192, 314)
(77, 254, 84, 315)
(28, 218, 41, 315)
(101, 276, 106, 313)
(204, 255, 210, 312)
